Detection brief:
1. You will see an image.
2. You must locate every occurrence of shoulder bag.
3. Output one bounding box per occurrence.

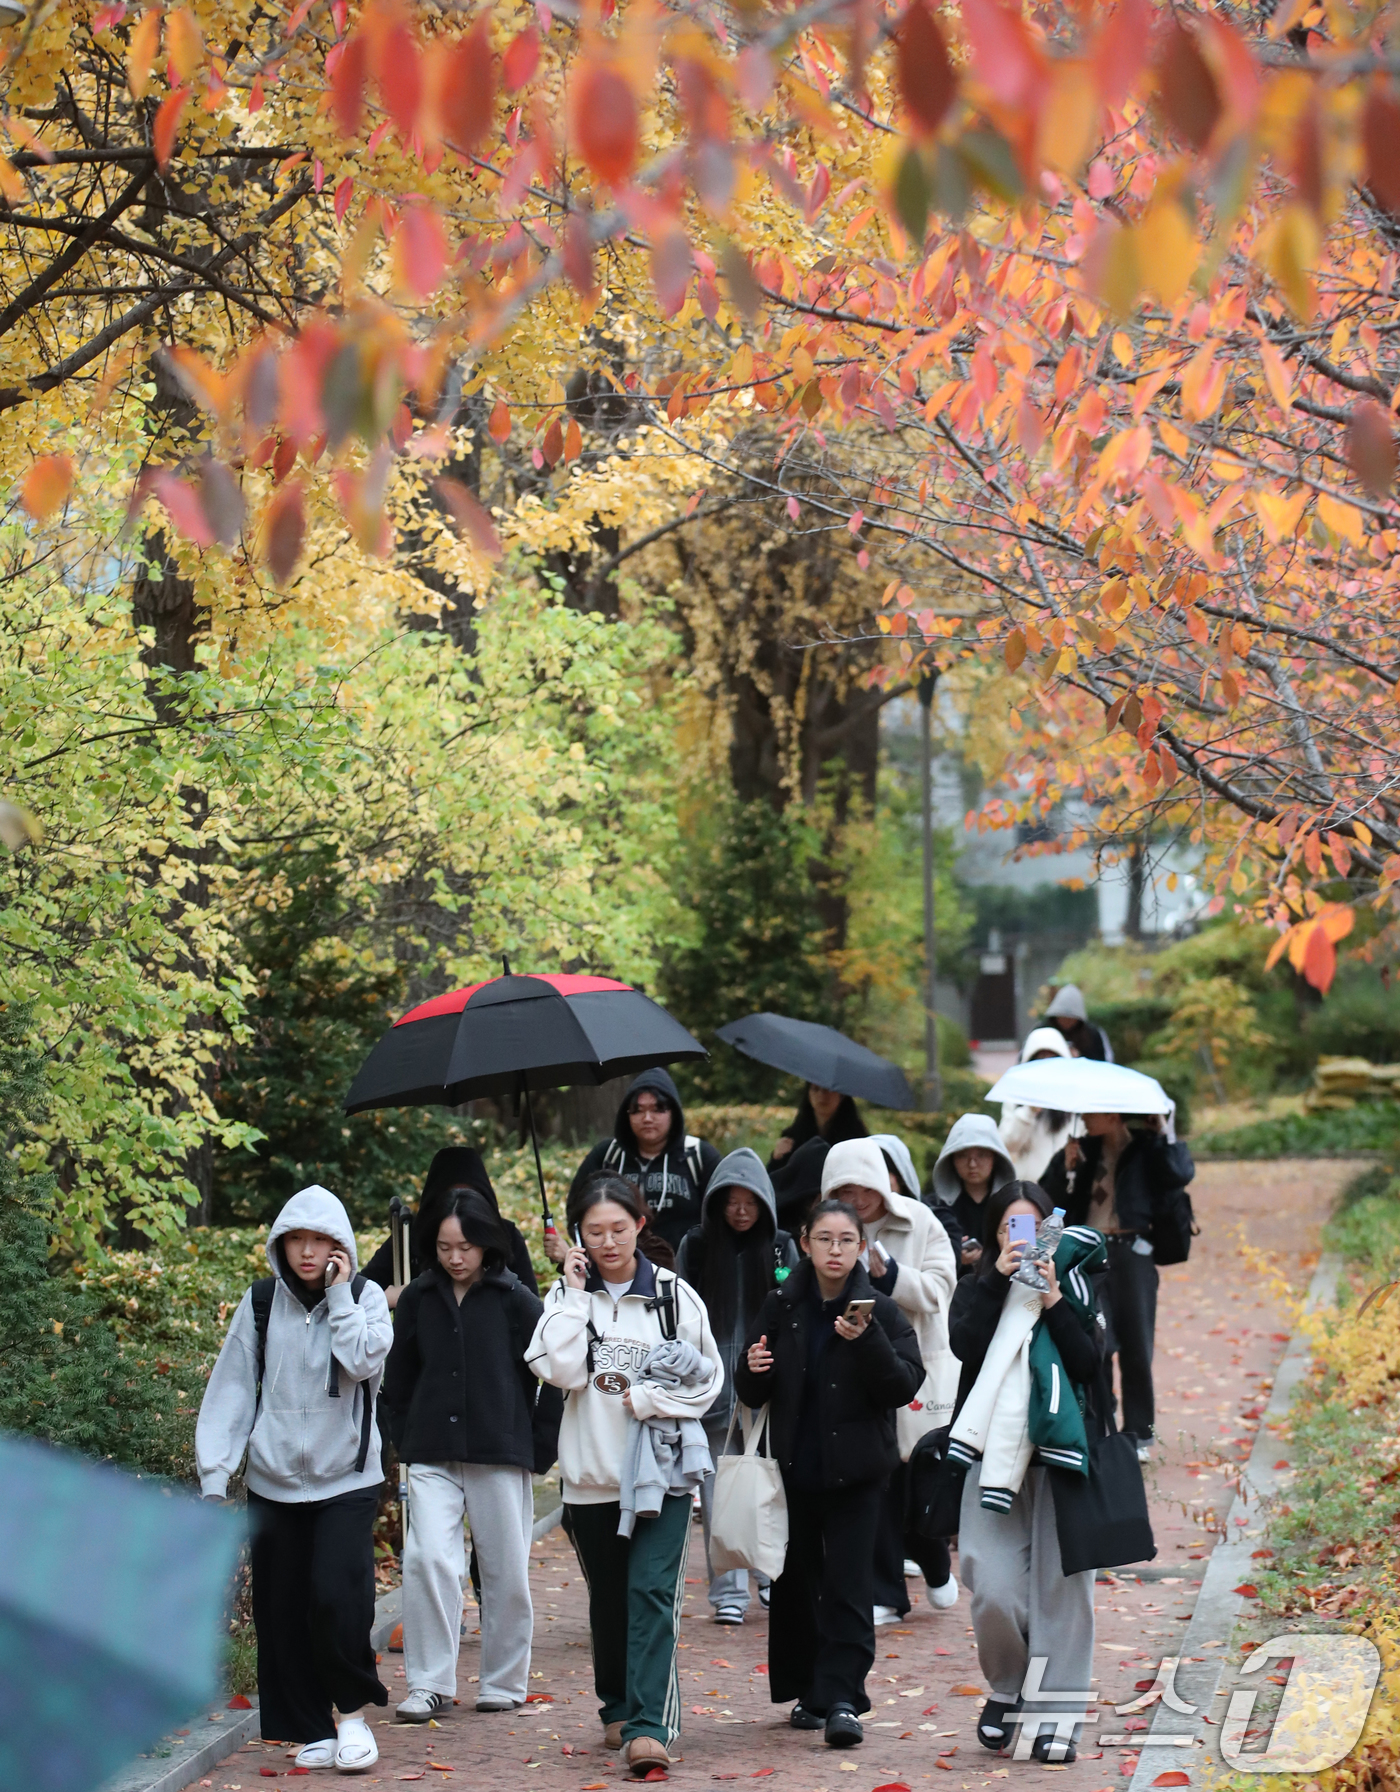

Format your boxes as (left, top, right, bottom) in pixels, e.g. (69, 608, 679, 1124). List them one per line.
(709, 1403, 789, 1581)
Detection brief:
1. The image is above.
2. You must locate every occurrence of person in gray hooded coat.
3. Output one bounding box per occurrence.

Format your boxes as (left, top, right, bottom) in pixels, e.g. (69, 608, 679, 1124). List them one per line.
(676, 1148, 799, 1624)
(931, 1115, 1017, 1278)
(197, 1185, 394, 1773)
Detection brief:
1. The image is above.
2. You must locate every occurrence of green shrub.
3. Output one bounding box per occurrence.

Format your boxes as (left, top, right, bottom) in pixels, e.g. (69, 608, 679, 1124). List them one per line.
(1194, 1102, 1400, 1158)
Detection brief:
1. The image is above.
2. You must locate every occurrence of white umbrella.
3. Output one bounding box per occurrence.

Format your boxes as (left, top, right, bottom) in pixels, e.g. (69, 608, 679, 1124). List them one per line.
(985, 1057, 1173, 1121)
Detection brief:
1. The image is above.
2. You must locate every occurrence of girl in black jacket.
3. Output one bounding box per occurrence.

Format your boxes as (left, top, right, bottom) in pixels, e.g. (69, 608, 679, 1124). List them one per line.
(734, 1199, 923, 1751)
(948, 1182, 1108, 1764)
(381, 1189, 560, 1725)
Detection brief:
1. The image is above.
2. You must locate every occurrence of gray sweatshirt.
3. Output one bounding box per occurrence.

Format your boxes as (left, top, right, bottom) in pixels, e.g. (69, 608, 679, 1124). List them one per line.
(196, 1185, 393, 1503)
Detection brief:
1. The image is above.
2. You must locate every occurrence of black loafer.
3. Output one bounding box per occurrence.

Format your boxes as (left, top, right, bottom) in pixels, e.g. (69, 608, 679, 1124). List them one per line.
(789, 1702, 825, 1730)
(824, 1704, 863, 1748)
(977, 1699, 1017, 1751)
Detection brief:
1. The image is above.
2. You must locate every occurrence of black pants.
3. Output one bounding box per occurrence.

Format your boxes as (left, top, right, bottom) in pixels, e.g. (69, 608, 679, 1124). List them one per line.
(1103, 1238, 1159, 1442)
(871, 1463, 952, 1614)
(248, 1489, 387, 1742)
(769, 1480, 882, 1717)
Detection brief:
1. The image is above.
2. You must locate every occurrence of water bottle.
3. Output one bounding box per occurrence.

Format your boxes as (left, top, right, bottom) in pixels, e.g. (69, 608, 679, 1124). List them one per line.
(1012, 1207, 1066, 1290)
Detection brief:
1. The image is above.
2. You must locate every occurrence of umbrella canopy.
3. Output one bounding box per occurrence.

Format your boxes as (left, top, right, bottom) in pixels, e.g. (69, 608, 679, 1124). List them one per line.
(985, 1057, 1173, 1117)
(0, 1433, 241, 1792)
(716, 1012, 915, 1110)
(345, 971, 705, 1113)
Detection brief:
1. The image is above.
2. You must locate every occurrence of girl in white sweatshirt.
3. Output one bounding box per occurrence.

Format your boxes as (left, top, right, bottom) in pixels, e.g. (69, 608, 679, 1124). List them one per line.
(526, 1175, 720, 1779)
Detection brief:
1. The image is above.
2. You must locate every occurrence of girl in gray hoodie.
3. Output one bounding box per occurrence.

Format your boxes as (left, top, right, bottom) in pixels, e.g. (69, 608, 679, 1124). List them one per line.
(197, 1186, 394, 1773)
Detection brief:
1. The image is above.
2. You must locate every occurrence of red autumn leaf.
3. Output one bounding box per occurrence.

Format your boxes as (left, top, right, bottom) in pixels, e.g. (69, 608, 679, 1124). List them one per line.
(151, 468, 214, 547)
(260, 1771, 279, 1780)
(378, 21, 422, 138)
(1362, 86, 1400, 215)
(1151, 1776, 1191, 1787)
(330, 32, 368, 136)
(564, 418, 582, 461)
(961, 0, 1041, 109)
(435, 476, 502, 558)
(1233, 1583, 1260, 1598)
(1273, 1459, 1291, 1469)
(502, 27, 539, 91)
(228, 1694, 253, 1709)
(199, 458, 245, 546)
(1252, 1548, 1275, 1558)
(641, 1773, 668, 1784)
(21, 453, 73, 519)
(873, 1784, 913, 1791)
(1349, 398, 1396, 497)
(573, 63, 638, 184)
(541, 418, 564, 465)
(652, 230, 692, 316)
(897, 0, 955, 137)
(394, 204, 447, 299)
(1302, 922, 1337, 994)
(263, 476, 305, 584)
(153, 86, 190, 168)
(441, 18, 495, 153)
(334, 175, 354, 223)
(488, 398, 511, 443)
(1092, 0, 1151, 108)
(1155, 21, 1220, 152)
(562, 213, 597, 298)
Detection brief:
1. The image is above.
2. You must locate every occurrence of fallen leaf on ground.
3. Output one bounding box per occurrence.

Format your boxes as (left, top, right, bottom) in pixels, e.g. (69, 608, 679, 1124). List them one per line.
(397, 1777, 426, 1783)
(642, 1772, 668, 1783)
(872, 1783, 913, 1791)
(1152, 1775, 1191, 1787)
(1232, 1585, 1260, 1598)
(711, 1659, 731, 1667)
(525, 1692, 554, 1702)
(950, 1683, 986, 1695)
(752, 1774, 776, 1780)
(935, 1760, 954, 1770)
(228, 1695, 253, 1710)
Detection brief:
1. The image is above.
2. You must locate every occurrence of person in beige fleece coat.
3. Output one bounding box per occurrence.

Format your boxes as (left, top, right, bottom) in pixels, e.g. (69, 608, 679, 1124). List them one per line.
(821, 1138, 959, 1621)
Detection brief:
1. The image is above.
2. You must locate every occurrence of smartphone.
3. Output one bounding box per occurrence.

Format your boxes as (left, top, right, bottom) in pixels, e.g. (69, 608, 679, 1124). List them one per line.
(843, 1298, 875, 1321)
(572, 1223, 584, 1250)
(1007, 1214, 1037, 1249)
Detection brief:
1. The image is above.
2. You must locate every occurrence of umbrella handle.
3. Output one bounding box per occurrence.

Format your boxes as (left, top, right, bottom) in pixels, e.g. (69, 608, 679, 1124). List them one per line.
(520, 1072, 554, 1230)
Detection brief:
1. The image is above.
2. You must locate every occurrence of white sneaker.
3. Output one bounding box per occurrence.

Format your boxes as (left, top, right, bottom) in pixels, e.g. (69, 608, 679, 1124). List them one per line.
(1136, 1442, 1152, 1463)
(397, 1688, 449, 1723)
(903, 1558, 923, 1578)
(294, 1738, 336, 1769)
(926, 1572, 960, 1612)
(714, 1604, 745, 1625)
(873, 1604, 902, 1626)
(334, 1714, 379, 1773)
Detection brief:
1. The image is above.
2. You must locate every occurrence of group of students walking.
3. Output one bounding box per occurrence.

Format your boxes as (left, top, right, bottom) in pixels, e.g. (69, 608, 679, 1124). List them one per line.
(196, 1001, 1195, 1776)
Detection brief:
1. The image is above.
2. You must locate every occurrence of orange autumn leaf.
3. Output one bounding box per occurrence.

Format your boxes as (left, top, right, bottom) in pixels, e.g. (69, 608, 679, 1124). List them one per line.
(21, 454, 74, 519)
(127, 6, 163, 98)
(153, 86, 191, 167)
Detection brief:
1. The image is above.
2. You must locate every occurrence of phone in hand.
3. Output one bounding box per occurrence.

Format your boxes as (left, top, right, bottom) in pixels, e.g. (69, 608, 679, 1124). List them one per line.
(842, 1298, 875, 1322)
(572, 1223, 584, 1250)
(1007, 1214, 1037, 1250)
(324, 1257, 341, 1289)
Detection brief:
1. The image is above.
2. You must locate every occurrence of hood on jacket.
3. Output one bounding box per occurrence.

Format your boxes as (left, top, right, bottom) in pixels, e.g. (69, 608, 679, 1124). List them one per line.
(1019, 1026, 1072, 1063)
(821, 1137, 893, 1199)
(931, 1114, 1017, 1203)
(420, 1145, 503, 1215)
(266, 1184, 360, 1277)
(1045, 984, 1088, 1022)
(612, 1066, 687, 1156)
(770, 1135, 830, 1216)
(702, 1147, 778, 1236)
(869, 1133, 921, 1201)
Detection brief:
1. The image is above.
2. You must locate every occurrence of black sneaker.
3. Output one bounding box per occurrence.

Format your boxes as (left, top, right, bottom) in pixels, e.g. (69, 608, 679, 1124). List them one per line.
(789, 1702, 825, 1730)
(824, 1704, 863, 1748)
(1031, 1733, 1078, 1764)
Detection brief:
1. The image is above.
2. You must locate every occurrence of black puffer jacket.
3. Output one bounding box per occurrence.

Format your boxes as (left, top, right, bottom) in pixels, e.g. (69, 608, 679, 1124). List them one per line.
(1039, 1129, 1195, 1243)
(733, 1258, 923, 1490)
(381, 1264, 562, 1472)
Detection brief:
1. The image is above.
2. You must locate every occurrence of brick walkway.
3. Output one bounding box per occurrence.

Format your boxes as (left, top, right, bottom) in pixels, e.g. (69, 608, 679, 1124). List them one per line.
(200, 1158, 1351, 1792)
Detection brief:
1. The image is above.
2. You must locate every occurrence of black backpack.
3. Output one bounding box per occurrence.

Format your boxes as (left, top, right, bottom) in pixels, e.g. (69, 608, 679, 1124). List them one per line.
(1148, 1186, 1198, 1267)
(251, 1274, 376, 1474)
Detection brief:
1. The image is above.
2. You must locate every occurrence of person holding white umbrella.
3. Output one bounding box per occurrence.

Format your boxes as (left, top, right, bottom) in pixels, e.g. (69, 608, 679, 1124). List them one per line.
(985, 1058, 1195, 1465)
(997, 1029, 1075, 1184)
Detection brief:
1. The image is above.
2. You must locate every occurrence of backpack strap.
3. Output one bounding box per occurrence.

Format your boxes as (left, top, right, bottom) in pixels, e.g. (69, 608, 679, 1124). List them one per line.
(251, 1277, 276, 1398)
(684, 1135, 703, 1186)
(647, 1268, 679, 1342)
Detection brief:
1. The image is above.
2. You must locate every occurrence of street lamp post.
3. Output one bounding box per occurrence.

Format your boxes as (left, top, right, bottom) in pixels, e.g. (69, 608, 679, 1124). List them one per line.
(919, 670, 941, 1113)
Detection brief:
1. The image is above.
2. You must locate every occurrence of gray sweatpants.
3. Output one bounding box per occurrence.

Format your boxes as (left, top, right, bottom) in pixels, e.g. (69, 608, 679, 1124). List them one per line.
(957, 1462, 1095, 1740)
(402, 1461, 534, 1703)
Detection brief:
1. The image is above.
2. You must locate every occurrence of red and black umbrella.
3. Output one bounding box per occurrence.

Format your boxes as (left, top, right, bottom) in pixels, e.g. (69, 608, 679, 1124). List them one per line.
(344, 966, 704, 1224)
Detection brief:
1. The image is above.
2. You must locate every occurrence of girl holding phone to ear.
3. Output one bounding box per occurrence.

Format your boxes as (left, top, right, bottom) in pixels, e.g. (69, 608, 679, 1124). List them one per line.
(734, 1199, 923, 1752)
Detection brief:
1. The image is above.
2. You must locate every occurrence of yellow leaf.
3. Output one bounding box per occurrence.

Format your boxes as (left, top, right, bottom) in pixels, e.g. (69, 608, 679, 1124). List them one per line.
(1253, 486, 1307, 543)
(1355, 820, 1374, 847)
(1181, 344, 1225, 421)
(1111, 331, 1135, 369)
(1092, 223, 1139, 319)
(729, 344, 754, 385)
(1159, 419, 1190, 457)
(1135, 200, 1198, 306)
(1038, 60, 1099, 176)
(1317, 491, 1365, 544)
(1260, 202, 1319, 319)
(166, 7, 204, 80)
(1258, 337, 1292, 411)
(0, 154, 23, 203)
(127, 6, 163, 100)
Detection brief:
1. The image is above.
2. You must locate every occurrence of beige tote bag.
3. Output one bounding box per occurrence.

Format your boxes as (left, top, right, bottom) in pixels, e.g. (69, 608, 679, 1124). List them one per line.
(709, 1403, 789, 1581)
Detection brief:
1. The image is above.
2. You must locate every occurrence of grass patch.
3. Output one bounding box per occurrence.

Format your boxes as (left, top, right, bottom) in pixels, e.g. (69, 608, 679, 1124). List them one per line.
(1193, 1101, 1400, 1159)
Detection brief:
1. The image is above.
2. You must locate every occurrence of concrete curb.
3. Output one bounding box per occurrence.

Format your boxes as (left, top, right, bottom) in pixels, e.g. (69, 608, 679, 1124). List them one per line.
(1126, 1251, 1342, 1792)
(97, 1704, 261, 1792)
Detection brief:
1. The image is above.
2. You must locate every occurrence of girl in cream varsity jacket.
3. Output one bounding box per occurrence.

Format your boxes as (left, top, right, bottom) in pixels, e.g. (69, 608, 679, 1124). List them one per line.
(946, 1182, 1108, 1767)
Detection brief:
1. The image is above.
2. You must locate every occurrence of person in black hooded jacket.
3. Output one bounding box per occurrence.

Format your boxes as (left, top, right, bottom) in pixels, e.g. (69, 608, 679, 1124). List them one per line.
(381, 1188, 561, 1725)
(363, 1147, 538, 1309)
(734, 1199, 923, 1752)
(556, 1068, 719, 1256)
(768, 1136, 831, 1236)
(767, 1086, 866, 1171)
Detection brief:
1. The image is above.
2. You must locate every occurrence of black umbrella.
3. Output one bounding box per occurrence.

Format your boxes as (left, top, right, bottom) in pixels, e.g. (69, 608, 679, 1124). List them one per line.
(345, 964, 705, 1223)
(716, 1012, 915, 1110)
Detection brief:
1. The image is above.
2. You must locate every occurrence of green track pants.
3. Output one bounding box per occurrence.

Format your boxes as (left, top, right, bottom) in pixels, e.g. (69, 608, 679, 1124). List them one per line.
(566, 1494, 692, 1746)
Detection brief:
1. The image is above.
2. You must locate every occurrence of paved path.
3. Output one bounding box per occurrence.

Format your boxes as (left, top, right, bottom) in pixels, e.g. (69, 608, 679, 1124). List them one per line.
(198, 1158, 1353, 1792)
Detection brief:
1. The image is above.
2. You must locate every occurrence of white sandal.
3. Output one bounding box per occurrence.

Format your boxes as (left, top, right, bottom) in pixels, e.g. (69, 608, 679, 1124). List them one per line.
(334, 1714, 379, 1773)
(294, 1737, 337, 1769)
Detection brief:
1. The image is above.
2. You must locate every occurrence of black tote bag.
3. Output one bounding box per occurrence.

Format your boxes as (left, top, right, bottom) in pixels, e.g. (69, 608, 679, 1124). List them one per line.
(906, 1426, 968, 1541)
(1048, 1429, 1156, 1575)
